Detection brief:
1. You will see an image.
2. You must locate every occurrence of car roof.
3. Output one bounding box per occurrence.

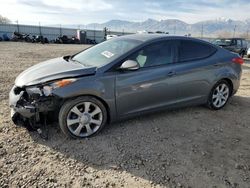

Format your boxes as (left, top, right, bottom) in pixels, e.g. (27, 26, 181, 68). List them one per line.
(118, 34, 217, 48)
(119, 34, 197, 42)
(120, 34, 167, 41)
(216, 37, 246, 40)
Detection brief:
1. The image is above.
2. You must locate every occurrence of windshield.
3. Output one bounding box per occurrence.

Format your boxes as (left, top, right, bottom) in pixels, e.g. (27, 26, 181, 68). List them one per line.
(212, 39, 233, 46)
(72, 38, 142, 67)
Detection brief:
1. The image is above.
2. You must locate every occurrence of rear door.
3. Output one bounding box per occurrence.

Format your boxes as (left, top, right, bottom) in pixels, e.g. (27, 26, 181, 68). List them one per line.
(172, 39, 218, 104)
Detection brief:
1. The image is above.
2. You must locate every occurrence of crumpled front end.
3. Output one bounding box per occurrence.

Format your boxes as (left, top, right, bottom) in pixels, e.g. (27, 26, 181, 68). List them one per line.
(9, 85, 60, 129)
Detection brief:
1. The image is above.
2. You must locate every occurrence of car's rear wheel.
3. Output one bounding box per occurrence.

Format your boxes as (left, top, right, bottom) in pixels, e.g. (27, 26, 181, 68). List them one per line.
(207, 80, 231, 110)
(59, 96, 107, 138)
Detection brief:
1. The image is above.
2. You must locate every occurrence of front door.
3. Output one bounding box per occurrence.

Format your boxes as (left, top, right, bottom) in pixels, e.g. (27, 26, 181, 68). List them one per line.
(115, 40, 179, 116)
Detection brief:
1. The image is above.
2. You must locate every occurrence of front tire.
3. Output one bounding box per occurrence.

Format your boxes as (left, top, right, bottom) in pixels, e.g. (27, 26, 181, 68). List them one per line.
(59, 96, 107, 138)
(207, 80, 231, 110)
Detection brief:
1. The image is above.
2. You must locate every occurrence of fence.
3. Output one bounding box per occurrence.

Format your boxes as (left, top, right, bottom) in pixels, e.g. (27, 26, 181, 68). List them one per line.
(0, 23, 133, 43)
(82, 29, 133, 43)
(1, 23, 249, 46)
(0, 24, 77, 41)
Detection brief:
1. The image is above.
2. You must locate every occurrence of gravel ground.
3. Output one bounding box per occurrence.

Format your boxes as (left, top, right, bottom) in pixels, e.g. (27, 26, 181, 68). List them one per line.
(0, 42, 250, 188)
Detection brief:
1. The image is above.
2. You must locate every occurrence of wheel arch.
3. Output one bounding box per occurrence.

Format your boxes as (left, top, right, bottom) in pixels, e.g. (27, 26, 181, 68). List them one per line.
(212, 69, 237, 97)
(62, 94, 111, 123)
(219, 78, 234, 96)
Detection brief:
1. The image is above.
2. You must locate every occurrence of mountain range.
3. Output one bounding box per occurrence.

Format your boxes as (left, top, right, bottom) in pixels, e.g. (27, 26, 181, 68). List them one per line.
(84, 18, 250, 37)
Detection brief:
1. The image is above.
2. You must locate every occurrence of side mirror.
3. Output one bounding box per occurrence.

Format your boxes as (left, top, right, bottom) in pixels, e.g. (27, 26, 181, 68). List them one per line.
(120, 60, 140, 71)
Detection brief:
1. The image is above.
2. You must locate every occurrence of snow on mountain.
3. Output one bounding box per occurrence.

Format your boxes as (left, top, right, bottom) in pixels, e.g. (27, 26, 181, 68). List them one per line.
(84, 18, 250, 36)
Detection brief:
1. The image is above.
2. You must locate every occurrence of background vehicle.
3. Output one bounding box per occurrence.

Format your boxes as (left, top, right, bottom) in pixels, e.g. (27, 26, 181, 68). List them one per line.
(11, 31, 31, 42)
(54, 35, 80, 44)
(9, 34, 243, 138)
(31, 35, 49, 44)
(2, 33, 10, 41)
(212, 38, 247, 57)
(106, 34, 118, 40)
(155, 31, 169, 34)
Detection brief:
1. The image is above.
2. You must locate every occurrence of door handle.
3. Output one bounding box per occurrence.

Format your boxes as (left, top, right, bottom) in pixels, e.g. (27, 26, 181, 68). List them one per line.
(213, 63, 221, 67)
(167, 71, 176, 77)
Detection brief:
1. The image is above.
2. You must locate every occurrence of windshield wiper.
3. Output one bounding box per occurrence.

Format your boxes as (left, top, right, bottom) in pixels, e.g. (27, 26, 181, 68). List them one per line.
(70, 58, 81, 64)
(70, 58, 91, 67)
(63, 55, 71, 62)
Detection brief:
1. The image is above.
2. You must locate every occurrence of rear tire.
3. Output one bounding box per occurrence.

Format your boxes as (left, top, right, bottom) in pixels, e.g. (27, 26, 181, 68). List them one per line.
(59, 96, 107, 138)
(207, 80, 231, 110)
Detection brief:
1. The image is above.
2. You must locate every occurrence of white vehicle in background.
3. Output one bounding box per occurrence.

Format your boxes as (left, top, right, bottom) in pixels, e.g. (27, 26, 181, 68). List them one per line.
(137, 30, 149, 34)
(137, 30, 168, 34)
(106, 34, 118, 40)
(247, 48, 250, 58)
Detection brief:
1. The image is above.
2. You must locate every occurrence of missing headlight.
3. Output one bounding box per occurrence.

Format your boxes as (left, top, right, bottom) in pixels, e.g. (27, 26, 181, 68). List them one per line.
(26, 87, 43, 96)
(43, 86, 53, 96)
(14, 86, 24, 95)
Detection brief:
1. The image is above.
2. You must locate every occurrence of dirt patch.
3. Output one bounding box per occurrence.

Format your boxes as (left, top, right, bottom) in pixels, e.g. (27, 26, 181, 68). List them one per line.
(0, 42, 250, 188)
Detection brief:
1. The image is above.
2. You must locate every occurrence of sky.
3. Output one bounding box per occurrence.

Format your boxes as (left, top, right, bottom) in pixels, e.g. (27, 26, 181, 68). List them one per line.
(0, 0, 250, 25)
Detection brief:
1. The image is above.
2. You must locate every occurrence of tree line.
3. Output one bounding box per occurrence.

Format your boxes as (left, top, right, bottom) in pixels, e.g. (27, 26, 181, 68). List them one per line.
(0, 15, 11, 24)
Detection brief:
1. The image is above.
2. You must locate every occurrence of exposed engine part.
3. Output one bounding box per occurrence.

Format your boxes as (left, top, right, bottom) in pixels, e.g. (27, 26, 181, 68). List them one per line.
(10, 85, 61, 139)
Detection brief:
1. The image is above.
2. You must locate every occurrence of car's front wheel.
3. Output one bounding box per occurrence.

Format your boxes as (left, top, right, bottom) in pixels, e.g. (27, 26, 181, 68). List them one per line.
(59, 96, 107, 138)
(207, 80, 231, 110)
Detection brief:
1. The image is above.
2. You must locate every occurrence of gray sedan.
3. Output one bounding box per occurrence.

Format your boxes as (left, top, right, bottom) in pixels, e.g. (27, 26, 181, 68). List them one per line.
(9, 34, 243, 138)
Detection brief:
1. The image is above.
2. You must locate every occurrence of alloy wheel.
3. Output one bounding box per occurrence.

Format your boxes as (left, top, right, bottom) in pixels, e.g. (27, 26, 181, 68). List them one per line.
(212, 83, 230, 108)
(66, 102, 103, 137)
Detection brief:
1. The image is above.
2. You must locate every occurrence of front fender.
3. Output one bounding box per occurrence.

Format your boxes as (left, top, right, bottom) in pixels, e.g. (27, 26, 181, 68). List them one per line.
(52, 75, 117, 121)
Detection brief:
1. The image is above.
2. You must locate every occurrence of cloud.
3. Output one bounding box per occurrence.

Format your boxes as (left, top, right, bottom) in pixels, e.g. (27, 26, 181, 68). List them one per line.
(17, 0, 76, 13)
(42, 0, 113, 11)
(0, 0, 249, 25)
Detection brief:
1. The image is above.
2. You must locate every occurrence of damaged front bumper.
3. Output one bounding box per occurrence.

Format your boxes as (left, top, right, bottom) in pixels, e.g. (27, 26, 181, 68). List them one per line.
(9, 86, 59, 128)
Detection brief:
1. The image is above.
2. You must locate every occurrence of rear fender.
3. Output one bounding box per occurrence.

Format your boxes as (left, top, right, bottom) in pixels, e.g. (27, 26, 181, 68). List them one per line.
(212, 67, 240, 92)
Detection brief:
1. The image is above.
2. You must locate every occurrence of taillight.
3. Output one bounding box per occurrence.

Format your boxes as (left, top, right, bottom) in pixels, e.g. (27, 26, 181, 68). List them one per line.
(232, 57, 244, 65)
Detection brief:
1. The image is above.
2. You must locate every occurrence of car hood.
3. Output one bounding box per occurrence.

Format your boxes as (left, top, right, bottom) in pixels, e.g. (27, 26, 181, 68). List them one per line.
(15, 57, 96, 87)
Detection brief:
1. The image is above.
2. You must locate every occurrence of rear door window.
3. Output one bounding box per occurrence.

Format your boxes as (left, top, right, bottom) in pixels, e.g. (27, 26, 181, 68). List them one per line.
(177, 40, 216, 62)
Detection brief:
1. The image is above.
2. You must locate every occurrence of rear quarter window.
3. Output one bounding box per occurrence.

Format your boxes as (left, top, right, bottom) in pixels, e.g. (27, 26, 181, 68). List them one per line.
(178, 40, 217, 62)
